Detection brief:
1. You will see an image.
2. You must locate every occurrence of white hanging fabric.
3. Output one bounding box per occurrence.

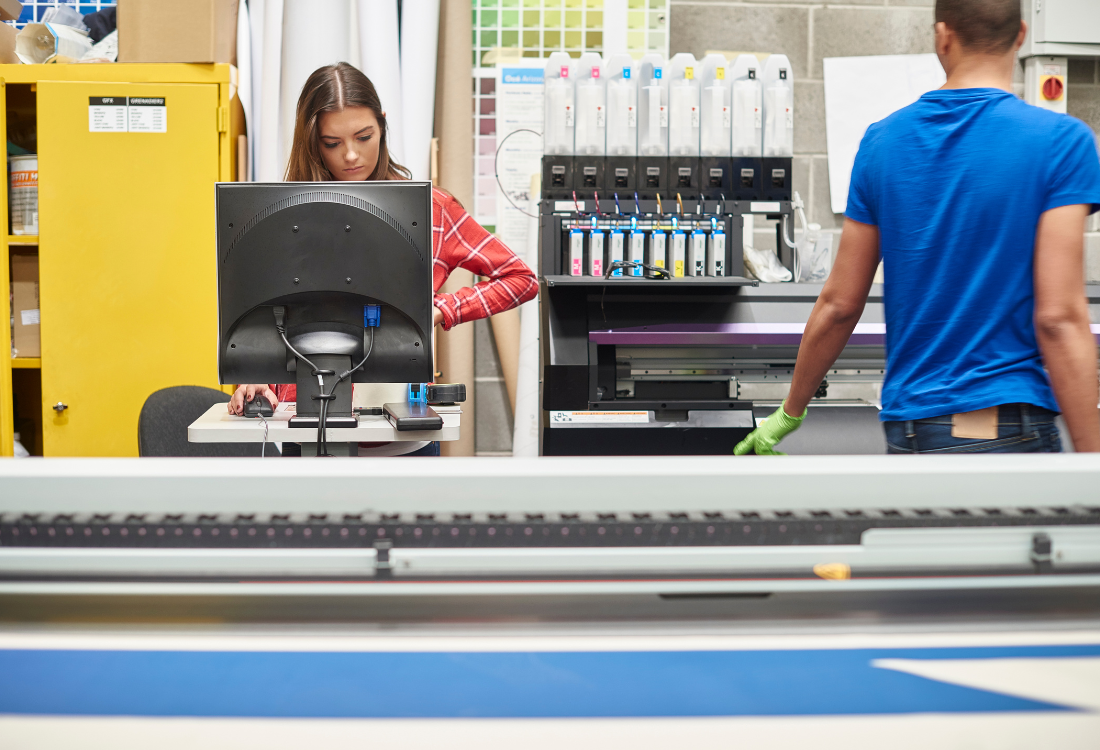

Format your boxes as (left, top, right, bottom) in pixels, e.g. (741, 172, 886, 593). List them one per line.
(398, 0, 440, 181)
(279, 0, 352, 178)
(256, 0, 284, 181)
(248, 0, 265, 181)
(357, 0, 404, 166)
(512, 176, 542, 457)
(235, 0, 252, 179)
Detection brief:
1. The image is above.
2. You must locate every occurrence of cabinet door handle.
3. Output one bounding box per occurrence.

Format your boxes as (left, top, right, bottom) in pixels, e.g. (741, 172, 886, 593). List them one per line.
(52, 402, 68, 413)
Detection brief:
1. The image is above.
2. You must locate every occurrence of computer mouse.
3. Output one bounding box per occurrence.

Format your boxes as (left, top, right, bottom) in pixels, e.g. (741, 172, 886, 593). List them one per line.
(243, 395, 274, 418)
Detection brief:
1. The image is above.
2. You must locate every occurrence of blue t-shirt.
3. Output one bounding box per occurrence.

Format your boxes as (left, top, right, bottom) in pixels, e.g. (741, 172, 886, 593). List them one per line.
(846, 88, 1100, 421)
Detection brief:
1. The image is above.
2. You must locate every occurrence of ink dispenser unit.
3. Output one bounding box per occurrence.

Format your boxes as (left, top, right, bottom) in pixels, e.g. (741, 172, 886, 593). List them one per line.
(699, 53, 732, 200)
(603, 53, 638, 195)
(543, 52, 576, 199)
(730, 54, 763, 201)
(573, 52, 606, 198)
(637, 52, 668, 199)
(761, 53, 794, 201)
(667, 53, 701, 198)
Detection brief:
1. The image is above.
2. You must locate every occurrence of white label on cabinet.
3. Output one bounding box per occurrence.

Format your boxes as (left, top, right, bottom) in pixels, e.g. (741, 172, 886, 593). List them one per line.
(20, 309, 40, 326)
(88, 96, 127, 132)
(89, 97, 167, 133)
(127, 97, 167, 133)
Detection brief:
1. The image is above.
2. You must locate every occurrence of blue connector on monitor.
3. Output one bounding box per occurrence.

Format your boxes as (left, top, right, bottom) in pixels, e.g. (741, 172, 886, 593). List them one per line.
(364, 305, 381, 328)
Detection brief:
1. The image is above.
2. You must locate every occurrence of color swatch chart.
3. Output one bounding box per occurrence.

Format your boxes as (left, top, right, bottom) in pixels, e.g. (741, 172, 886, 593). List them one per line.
(472, 0, 671, 229)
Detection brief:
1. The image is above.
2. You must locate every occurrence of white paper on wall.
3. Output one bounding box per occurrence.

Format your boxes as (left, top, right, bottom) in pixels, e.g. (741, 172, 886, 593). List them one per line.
(494, 63, 545, 260)
(824, 53, 946, 215)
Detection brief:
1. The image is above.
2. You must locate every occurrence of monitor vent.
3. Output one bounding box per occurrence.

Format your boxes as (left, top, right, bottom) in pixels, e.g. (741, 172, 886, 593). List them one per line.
(225, 190, 424, 261)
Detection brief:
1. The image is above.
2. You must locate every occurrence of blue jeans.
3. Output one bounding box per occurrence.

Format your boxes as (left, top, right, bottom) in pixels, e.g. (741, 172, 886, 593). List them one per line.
(884, 403, 1062, 454)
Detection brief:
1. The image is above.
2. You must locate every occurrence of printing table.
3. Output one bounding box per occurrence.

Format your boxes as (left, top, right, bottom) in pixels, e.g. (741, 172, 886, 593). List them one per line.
(2, 456, 1099, 749)
(186, 401, 462, 456)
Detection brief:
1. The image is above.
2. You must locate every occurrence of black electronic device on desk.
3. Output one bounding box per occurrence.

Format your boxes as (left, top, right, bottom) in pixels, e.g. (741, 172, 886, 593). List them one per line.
(382, 382, 467, 431)
(216, 181, 437, 456)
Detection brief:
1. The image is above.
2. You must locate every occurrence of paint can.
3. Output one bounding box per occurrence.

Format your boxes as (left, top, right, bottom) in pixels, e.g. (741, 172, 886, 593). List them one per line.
(9, 154, 38, 235)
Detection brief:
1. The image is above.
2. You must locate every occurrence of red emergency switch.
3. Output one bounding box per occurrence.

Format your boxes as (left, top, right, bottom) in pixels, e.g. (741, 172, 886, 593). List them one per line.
(1041, 76, 1065, 102)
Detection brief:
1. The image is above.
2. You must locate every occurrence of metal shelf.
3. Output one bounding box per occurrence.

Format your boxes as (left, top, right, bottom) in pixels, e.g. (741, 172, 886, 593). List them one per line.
(544, 275, 758, 288)
(11, 358, 40, 369)
(7, 235, 38, 246)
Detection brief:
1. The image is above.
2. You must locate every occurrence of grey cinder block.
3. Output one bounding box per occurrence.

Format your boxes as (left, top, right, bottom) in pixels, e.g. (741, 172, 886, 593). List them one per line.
(812, 7, 934, 78)
(670, 4, 810, 79)
(795, 80, 826, 154)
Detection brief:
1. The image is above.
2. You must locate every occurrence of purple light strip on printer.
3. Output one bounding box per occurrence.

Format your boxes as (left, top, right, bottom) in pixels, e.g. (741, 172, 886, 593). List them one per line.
(588, 323, 884, 346)
(591, 324, 1100, 346)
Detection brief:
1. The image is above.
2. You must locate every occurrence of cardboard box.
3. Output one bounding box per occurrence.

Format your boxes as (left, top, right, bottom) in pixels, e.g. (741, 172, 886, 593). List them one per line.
(0, 1, 22, 23)
(0, 17, 18, 64)
(11, 253, 39, 359)
(118, 0, 238, 64)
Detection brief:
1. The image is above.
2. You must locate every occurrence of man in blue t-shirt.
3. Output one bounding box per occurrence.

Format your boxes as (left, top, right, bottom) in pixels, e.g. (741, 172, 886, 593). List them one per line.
(737, 0, 1100, 455)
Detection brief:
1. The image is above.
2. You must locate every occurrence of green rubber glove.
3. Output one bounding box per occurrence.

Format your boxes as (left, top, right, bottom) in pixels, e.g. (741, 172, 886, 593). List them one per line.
(734, 403, 807, 456)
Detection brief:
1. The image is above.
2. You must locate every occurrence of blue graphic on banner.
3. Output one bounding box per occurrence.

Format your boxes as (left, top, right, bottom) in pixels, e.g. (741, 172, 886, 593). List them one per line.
(502, 68, 545, 85)
(2, 645, 1097, 719)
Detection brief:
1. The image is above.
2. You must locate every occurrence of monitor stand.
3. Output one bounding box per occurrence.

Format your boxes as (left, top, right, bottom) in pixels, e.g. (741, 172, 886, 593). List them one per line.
(287, 353, 359, 430)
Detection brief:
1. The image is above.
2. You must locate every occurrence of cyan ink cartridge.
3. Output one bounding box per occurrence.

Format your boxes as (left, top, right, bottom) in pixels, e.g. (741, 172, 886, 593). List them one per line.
(609, 230, 625, 276)
(629, 229, 646, 276)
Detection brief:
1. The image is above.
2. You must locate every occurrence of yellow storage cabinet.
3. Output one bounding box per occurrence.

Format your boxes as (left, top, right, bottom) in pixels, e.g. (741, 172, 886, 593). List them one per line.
(0, 65, 241, 457)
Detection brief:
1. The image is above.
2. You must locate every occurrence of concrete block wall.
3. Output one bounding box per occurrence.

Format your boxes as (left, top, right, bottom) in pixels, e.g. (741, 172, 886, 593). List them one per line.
(669, 0, 1100, 274)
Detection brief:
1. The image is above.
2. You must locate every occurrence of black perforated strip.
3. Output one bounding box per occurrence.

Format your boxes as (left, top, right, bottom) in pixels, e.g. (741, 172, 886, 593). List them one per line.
(3, 506, 1098, 549)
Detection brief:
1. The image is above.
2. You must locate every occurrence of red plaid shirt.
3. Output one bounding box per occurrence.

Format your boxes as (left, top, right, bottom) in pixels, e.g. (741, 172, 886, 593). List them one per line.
(272, 188, 536, 403)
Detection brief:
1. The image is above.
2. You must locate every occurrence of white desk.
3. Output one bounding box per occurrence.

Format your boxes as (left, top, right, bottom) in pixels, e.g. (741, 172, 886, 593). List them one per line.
(187, 402, 461, 449)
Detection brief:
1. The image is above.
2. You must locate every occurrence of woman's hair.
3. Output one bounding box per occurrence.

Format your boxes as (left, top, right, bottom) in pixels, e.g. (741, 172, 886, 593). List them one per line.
(285, 62, 411, 182)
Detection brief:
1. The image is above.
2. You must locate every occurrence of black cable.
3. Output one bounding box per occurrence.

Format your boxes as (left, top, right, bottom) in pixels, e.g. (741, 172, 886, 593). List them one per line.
(277, 325, 332, 452)
(603, 259, 671, 280)
(279, 323, 377, 456)
(599, 260, 671, 328)
(494, 128, 543, 218)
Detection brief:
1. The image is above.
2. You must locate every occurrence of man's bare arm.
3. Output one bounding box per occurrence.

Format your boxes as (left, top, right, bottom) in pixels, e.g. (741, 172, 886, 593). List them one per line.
(784, 219, 881, 417)
(1034, 204, 1100, 452)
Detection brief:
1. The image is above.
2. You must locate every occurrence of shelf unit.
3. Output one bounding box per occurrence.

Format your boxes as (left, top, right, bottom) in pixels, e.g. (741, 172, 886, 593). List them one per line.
(2, 64, 243, 457)
(543, 275, 758, 288)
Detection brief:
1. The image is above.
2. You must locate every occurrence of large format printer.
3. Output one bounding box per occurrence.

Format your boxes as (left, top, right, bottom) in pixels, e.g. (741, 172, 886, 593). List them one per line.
(537, 51, 887, 456)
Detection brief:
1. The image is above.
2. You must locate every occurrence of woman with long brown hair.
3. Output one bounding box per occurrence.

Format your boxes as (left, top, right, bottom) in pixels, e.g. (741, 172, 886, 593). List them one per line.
(228, 63, 537, 456)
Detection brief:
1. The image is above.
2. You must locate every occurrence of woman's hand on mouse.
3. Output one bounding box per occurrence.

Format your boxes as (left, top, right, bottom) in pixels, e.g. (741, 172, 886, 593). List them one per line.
(228, 384, 278, 415)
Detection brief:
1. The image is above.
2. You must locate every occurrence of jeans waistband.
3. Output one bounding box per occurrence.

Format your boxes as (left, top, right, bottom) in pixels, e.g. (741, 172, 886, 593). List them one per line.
(886, 403, 1059, 427)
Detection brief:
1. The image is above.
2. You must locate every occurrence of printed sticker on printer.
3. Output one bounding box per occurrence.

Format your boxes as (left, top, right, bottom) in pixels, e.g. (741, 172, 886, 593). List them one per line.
(550, 411, 649, 424)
